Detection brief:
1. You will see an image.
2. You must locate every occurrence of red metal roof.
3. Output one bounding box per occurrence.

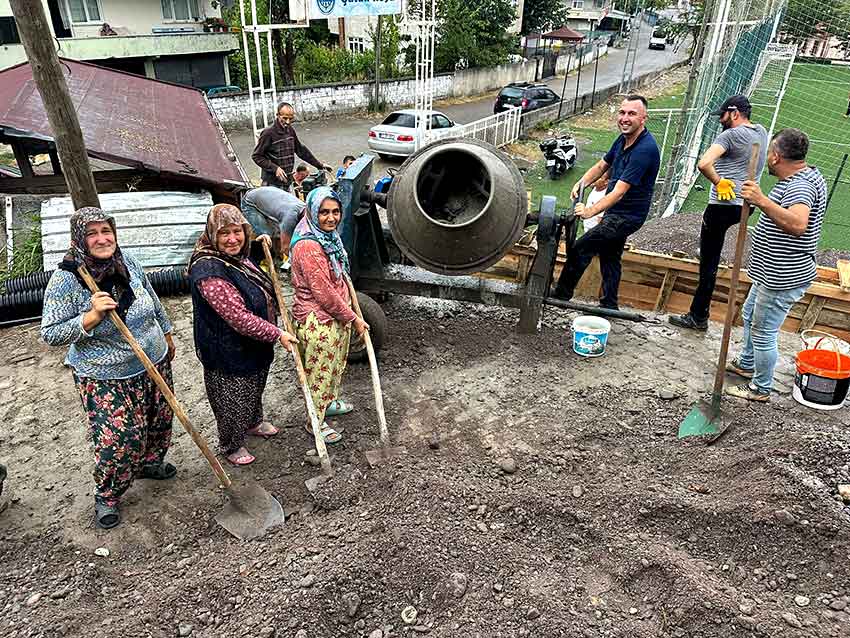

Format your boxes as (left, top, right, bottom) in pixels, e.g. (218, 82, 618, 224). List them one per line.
(0, 58, 248, 190)
(542, 27, 585, 41)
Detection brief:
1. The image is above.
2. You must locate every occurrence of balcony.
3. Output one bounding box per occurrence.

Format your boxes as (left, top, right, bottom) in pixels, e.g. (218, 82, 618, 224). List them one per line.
(56, 31, 239, 61)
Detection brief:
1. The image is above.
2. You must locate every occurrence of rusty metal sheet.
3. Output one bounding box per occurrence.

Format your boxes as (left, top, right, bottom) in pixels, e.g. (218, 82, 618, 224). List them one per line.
(0, 59, 248, 190)
(41, 190, 212, 271)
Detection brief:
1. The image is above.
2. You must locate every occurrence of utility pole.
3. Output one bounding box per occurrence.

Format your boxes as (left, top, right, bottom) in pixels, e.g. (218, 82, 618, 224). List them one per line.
(338, 17, 346, 48)
(573, 39, 584, 114)
(10, 0, 99, 209)
(374, 15, 383, 111)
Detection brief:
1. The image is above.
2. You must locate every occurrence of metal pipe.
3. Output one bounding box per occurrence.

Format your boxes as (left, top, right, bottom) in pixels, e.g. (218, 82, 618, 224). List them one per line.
(573, 41, 583, 114)
(826, 153, 848, 211)
(544, 297, 650, 322)
(590, 43, 600, 108)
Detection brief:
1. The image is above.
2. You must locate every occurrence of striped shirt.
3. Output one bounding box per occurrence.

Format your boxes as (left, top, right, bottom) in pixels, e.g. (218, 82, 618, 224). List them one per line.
(748, 166, 827, 290)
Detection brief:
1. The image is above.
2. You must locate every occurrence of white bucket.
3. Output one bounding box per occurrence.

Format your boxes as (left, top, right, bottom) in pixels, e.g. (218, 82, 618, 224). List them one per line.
(800, 330, 850, 356)
(572, 316, 611, 357)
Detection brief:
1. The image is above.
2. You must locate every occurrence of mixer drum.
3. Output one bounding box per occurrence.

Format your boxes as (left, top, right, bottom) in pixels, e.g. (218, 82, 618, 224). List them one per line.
(387, 138, 527, 276)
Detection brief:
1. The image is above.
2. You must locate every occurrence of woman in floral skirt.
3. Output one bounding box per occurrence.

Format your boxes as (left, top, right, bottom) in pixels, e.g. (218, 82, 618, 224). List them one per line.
(41, 207, 177, 530)
(289, 187, 369, 444)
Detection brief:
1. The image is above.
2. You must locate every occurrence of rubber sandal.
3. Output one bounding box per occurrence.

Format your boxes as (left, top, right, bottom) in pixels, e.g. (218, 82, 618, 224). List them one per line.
(304, 422, 343, 445)
(246, 421, 279, 439)
(226, 450, 256, 466)
(325, 400, 354, 417)
(140, 462, 177, 480)
(95, 501, 120, 530)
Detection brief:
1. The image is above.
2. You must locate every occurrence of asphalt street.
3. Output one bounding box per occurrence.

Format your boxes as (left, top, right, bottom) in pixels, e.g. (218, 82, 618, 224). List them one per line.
(228, 22, 688, 184)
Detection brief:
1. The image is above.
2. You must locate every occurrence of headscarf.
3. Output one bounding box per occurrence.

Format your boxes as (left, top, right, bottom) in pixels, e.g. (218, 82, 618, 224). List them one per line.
(188, 203, 277, 305)
(290, 187, 350, 279)
(59, 206, 135, 321)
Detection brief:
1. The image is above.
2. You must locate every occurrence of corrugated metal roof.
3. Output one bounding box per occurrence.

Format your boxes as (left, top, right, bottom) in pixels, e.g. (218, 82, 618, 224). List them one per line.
(0, 58, 248, 191)
(542, 27, 585, 41)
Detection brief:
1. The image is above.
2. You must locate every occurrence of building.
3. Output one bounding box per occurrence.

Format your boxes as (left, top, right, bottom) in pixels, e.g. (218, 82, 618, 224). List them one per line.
(563, 0, 630, 35)
(328, 0, 526, 53)
(0, 0, 239, 89)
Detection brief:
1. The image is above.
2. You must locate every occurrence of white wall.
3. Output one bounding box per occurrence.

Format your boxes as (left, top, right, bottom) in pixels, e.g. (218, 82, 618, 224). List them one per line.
(69, 0, 222, 37)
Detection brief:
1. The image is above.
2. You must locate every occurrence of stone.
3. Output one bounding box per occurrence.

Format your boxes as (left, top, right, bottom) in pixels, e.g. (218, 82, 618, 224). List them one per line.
(838, 484, 850, 502)
(448, 572, 468, 598)
(499, 458, 517, 474)
(25, 593, 42, 606)
(572, 485, 584, 498)
(736, 616, 758, 630)
(658, 389, 677, 400)
(526, 607, 541, 620)
(177, 624, 194, 637)
(781, 612, 802, 628)
(368, 631, 383, 638)
(259, 627, 275, 638)
(503, 597, 515, 608)
(476, 522, 488, 533)
(299, 574, 316, 588)
(773, 509, 797, 526)
(794, 595, 810, 607)
(94, 547, 110, 557)
(295, 631, 308, 638)
(401, 606, 418, 624)
(829, 600, 846, 611)
(343, 592, 361, 617)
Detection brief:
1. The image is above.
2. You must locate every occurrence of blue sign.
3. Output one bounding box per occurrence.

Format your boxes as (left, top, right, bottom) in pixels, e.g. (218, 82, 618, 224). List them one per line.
(308, 0, 401, 18)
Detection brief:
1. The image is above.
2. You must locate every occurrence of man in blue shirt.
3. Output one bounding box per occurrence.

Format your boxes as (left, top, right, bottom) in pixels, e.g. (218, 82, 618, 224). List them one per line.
(553, 95, 661, 309)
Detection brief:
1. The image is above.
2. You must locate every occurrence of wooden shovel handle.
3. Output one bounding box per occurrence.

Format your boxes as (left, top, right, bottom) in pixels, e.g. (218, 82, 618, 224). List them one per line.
(261, 242, 331, 475)
(345, 277, 391, 447)
(77, 264, 232, 489)
(712, 143, 761, 401)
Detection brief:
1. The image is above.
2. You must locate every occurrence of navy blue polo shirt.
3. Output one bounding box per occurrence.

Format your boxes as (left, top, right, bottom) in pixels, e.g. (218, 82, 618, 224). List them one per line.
(602, 127, 661, 223)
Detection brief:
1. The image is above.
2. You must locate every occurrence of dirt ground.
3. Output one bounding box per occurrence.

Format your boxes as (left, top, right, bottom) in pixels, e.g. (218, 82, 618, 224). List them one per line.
(1, 291, 850, 638)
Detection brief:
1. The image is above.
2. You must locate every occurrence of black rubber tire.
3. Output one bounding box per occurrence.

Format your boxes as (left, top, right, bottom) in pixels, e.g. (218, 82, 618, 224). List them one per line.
(348, 292, 387, 363)
(548, 166, 559, 180)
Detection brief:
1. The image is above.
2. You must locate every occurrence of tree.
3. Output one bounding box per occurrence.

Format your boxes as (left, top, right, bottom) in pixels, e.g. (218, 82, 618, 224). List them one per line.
(666, 0, 706, 63)
(433, 0, 518, 72)
(521, 0, 568, 35)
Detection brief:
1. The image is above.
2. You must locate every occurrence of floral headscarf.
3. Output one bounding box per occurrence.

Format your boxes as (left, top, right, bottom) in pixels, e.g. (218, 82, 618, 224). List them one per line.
(188, 203, 277, 304)
(290, 187, 350, 278)
(60, 207, 130, 285)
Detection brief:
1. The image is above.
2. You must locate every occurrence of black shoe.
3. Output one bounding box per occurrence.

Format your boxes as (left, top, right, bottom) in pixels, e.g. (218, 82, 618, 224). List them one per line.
(599, 302, 619, 311)
(551, 288, 573, 301)
(140, 462, 177, 480)
(95, 501, 120, 530)
(668, 313, 708, 331)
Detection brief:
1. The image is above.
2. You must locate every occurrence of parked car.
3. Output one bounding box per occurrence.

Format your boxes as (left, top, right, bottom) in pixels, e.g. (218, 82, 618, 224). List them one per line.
(367, 109, 463, 159)
(494, 82, 560, 114)
(649, 28, 667, 50)
(205, 85, 242, 97)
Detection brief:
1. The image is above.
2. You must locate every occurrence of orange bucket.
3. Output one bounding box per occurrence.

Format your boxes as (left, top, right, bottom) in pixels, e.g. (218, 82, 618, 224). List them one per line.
(794, 340, 850, 410)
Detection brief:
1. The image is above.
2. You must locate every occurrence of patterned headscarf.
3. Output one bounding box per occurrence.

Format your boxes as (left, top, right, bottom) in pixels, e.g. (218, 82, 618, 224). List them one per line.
(60, 207, 130, 286)
(290, 187, 350, 278)
(188, 203, 277, 304)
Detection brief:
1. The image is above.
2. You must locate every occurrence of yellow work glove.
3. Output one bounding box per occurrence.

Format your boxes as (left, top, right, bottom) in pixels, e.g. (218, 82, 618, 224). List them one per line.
(716, 178, 736, 201)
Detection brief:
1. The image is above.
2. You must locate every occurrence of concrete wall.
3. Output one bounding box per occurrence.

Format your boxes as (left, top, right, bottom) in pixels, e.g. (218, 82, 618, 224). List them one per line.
(70, 0, 221, 37)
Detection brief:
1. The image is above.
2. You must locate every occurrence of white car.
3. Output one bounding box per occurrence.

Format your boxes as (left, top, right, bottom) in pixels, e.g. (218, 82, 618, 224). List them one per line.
(368, 109, 463, 159)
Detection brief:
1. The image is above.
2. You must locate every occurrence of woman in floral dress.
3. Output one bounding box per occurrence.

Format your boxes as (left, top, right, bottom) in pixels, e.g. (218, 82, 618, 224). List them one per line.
(41, 207, 177, 530)
(290, 187, 369, 444)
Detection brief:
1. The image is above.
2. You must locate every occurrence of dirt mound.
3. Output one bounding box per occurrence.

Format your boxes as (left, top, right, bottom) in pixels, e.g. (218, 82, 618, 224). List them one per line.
(1, 297, 849, 637)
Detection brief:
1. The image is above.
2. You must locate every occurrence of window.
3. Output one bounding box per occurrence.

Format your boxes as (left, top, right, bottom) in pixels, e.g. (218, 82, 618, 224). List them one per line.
(348, 37, 367, 53)
(161, 0, 201, 21)
(433, 114, 453, 129)
(381, 112, 416, 127)
(66, 0, 101, 23)
(0, 17, 21, 45)
(572, 0, 584, 7)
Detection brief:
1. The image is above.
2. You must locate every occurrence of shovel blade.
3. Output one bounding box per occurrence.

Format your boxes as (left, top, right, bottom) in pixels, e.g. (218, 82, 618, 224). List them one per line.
(677, 399, 721, 439)
(364, 445, 408, 468)
(214, 481, 285, 540)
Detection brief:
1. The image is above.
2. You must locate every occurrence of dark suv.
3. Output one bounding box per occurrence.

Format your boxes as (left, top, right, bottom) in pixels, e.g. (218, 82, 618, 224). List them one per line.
(494, 82, 560, 114)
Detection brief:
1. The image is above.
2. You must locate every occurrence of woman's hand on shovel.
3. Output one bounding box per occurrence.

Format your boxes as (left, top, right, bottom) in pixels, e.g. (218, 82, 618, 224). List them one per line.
(278, 330, 298, 352)
(353, 317, 370, 336)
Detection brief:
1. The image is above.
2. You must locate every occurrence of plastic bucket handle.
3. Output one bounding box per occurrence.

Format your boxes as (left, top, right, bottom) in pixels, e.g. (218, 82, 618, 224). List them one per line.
(812, 336, 842, 375)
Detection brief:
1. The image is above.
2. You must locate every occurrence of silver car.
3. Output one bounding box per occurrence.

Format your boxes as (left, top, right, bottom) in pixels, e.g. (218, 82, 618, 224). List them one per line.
(367, 109, 462, 159)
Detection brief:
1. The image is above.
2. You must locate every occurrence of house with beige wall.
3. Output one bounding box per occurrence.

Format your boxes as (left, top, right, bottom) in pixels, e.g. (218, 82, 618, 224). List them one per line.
(0, 0, 238, 89)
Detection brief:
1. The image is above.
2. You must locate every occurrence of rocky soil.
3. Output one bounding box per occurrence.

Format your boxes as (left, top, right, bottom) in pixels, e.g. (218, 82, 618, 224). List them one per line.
(1, 294, 849, 638)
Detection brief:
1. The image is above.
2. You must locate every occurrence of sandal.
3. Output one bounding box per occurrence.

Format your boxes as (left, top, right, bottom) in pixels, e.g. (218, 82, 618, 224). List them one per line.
(304, 422, 343, 445)
(246, 421, 279, 439)
(140, 462, 177, 480)
(325, 400, 354, 417)
(226, 448, 256, 466)
(95, 501, 120, 530)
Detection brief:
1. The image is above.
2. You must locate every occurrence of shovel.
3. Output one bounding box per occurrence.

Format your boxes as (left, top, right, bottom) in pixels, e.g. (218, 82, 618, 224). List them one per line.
(77, 265, 284, 540)
(344, 277, 407, 467)
(678, 143, 761, 442)
(260, 243, 333, 488)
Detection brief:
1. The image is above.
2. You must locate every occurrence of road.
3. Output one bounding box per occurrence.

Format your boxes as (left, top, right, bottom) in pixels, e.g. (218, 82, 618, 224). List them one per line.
(228, 22, 688, 183)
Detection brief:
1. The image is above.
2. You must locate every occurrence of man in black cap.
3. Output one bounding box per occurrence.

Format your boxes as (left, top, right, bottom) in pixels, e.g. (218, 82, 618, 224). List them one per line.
(669, 95, 768, 331)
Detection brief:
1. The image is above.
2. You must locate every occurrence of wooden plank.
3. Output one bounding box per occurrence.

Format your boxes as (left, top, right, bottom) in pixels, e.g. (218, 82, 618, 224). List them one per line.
(837, 260, 850, 291)
(655, 270, 679, 312)
(798, 296, 827, 332)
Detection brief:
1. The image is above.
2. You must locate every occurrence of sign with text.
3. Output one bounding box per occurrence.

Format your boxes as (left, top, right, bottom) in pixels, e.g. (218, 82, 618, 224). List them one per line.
(290, 0, 402, 20)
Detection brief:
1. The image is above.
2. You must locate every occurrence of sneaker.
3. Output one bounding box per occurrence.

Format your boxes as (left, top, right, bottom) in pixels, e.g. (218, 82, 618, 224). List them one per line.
(725, 383, 770, 403)
(726, 358, 754, 379)
(668, 313, 708, 331)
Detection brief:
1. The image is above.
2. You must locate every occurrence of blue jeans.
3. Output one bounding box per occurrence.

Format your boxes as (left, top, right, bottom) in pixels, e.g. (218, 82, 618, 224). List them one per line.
(737, 282, 808, 393)
(241, 201, 280, 239)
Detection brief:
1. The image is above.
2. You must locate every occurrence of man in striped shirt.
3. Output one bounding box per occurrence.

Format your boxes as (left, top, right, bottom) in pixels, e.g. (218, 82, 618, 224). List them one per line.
(725, 128, 827, 402)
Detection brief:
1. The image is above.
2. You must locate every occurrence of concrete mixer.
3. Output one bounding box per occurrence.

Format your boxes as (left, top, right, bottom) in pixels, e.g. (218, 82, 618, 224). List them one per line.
(334, 138, 646, 349)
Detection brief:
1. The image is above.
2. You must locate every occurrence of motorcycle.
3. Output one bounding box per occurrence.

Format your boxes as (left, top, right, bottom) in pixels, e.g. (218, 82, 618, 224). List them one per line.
(539, 135, 577, 180)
